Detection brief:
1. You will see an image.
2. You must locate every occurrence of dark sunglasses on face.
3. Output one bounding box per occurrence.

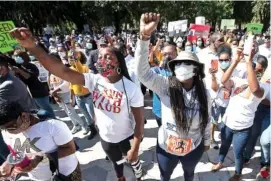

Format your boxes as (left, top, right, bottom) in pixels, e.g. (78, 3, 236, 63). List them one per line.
(219, 59, 230, 62)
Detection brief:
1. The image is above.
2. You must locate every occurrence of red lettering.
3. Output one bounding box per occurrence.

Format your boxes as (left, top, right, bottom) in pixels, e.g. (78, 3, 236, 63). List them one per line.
(113, 106, 121, 113)
(116, 91, 123, 99)
(113, 98, 122, 106)
(105, 103, 112, 112)
(92, 91, 102, 102)
(97, 102, 104, 110)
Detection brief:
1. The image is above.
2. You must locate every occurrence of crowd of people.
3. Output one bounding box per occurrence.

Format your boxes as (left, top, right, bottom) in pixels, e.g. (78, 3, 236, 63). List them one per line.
(0, 12, 270, 181)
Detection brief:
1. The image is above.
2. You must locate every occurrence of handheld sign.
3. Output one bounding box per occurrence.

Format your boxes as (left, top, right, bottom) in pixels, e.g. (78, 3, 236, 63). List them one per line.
(0, 21, 18, 53)
(246, 23, 263, 34)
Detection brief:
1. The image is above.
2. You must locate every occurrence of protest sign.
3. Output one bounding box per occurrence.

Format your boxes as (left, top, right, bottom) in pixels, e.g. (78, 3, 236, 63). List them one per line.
(187, 24, 211, 42)
(246, 23, 263, 34)
(32, 61, 49, 83)
(221, 19, 235, 30)
(195, 16, 205, 25)
(168, 20, 187, 37)
(0, 21, 18, 53)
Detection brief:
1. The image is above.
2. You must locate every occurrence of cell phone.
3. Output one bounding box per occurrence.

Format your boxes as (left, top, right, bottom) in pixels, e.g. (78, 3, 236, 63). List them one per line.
(243, 35, 254, 56)
(211, 59, 218, 70)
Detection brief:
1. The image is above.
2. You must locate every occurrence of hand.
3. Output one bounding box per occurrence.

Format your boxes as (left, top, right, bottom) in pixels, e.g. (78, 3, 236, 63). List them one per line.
(140, 12, 160, 37)
(0, 161, 13, 178)
(244, 47, 256, 63)
(233, 48, 243, 64)
(204, 145, 210, 152)
(13, 154, 43, 174)
(9, 28, 36, 49)
(54, 96, 61, 104)
(49, 90, 57, 97)
(209, 68, 218, 75)
(126, 149, 138, 163)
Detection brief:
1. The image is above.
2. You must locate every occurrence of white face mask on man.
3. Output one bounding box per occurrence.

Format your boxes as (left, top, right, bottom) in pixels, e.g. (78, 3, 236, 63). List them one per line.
(174, 63, 196, 81)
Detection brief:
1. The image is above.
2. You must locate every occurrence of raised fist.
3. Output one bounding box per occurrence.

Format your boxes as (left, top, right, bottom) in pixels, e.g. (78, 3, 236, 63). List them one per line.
(140, 12, 160, 37)
(9, 28, 36, 49)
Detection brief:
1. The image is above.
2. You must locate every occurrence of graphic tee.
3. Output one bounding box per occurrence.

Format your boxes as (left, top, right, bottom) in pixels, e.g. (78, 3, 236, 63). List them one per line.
(84, 73, 144, 143)
(2, 119, 78, 181)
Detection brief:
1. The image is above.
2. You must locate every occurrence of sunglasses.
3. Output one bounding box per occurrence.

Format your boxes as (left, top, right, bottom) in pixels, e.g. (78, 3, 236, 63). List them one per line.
(219, 59, 230, 62)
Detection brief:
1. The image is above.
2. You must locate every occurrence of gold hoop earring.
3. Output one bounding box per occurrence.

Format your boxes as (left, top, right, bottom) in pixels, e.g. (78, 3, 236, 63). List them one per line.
(116, 67, 121, 74)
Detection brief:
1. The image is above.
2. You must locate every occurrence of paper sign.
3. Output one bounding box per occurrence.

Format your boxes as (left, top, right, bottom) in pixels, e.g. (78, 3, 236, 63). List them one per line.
(168, 20, 187, 37)
(221, 19, 235, 30)
(246, 23, 263, 34)
(31, 61, 49, 82)
(0, 21, 18, 53)
(187, 24, 211, 42)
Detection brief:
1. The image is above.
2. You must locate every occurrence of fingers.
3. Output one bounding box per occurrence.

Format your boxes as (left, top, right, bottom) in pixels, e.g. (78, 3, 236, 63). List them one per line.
(141, 12, 160, 23)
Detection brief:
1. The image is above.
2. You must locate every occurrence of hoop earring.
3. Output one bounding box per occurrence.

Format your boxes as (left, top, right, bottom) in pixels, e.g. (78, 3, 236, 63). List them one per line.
(116, 67, 121, 75)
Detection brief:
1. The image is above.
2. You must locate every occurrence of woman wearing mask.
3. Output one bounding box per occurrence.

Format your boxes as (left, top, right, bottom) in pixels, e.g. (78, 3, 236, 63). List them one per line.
(208, 46, 239, 149)
(69, 50, 97, 140)
(10, 27, 145, 181)
(194, 37, 204, 54)
(57, 45, 69, 66)
(136, 13, 211, 181)
(0, 100, 81, 181)
(184, 41, 193, 53)
(211, 48, 269, 181)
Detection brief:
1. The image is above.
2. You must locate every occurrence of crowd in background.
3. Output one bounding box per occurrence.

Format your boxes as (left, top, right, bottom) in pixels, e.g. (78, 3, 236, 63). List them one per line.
(0, 12, 270, 181)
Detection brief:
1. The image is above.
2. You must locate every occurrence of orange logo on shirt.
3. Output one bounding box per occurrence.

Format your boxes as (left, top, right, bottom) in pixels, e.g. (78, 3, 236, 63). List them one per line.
(92, 88, 123, 113)
(233, 84, 248, 95)
(167, 136, 192, 155)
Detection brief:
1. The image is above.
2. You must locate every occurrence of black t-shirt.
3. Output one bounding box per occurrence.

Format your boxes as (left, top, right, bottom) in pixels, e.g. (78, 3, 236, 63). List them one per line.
(16, 63, 49, 98)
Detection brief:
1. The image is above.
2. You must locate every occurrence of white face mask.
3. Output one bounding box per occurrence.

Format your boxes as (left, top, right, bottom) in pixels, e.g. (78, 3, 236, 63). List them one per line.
(174, 63, 195, 81)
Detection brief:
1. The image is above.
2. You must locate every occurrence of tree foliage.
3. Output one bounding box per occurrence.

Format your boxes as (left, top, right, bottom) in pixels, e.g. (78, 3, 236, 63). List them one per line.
(0, 1, 269, 34)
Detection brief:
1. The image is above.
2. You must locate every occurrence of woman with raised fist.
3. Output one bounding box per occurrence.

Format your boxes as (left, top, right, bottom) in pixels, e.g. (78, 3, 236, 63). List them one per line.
(135, 13, 211, 181)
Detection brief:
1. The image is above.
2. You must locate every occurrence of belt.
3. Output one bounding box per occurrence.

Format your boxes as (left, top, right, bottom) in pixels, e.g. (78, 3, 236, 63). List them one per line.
(77, 93, 91, 98)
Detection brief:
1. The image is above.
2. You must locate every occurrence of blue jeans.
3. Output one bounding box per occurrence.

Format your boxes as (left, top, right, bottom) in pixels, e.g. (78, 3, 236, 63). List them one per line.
(75, 94, 95, 125)
(157, 142, 204, 181)
(0, 132, 9, 165)
(34, 96, 55, 119)
(260, 125, 270, 166)
(219, 122, 252, 174)
(244, 104, 270, 162)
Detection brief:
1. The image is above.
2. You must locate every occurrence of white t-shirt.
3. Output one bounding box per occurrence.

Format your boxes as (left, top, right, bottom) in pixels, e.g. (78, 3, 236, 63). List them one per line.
(2, 119, 78, 181)
(205, 68, 241, 107)
(83, 73, 144, 143)
(223, 77, 269, 130)
(125, 55, 141, 88)
(259, 44, 271, 60)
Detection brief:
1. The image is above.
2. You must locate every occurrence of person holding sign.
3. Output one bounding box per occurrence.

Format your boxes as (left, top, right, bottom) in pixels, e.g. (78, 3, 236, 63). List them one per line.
(136, 13, 211, 181)
(211, 44, 269, 181)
